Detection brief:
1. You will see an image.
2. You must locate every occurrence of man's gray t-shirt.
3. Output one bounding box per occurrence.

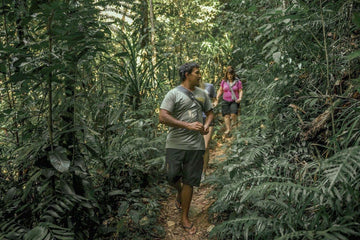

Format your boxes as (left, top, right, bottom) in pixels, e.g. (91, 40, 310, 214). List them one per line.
(160, 86, 212, 150)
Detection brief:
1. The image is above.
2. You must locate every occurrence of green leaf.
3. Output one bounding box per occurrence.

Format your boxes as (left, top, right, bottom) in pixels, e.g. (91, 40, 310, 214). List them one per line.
(248, 6, 257, 12)
(114, 52, 128, 57)
(108, 189, 126, 196)
(49, 147, 70, 173)
(118, 201, 129, 217)
(273, 52, 281, 63)
(345, 50, 360, 61)
(320, 232, 339, 240)
(282, 18, 291, 24)
(4, 187, 18, 202)
(129, 210, 140, 224)
(47, 210, 61, 219)
(0, 63, 7, 74)
(24, 226, 48, 240)
(352, 12, 360, 28)
(61, 182, 76, 195)
(5, 232, 21, 240)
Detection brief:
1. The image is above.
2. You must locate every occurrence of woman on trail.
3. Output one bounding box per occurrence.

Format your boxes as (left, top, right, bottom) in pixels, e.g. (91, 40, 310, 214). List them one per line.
(214, 66, 243, 137)
(200, 82, 216, 181)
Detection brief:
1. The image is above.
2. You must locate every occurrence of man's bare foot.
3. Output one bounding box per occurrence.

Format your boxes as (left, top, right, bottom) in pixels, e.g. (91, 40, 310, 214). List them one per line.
(182, 223, 196, 235)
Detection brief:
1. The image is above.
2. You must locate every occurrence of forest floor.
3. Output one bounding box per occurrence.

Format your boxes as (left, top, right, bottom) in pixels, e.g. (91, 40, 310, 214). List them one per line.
(158, 138, 229, 240)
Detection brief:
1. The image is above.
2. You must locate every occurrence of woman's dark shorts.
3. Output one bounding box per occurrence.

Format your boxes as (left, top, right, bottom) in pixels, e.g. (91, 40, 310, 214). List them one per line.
(165, 148, 204, 187)
(222, 101, 239, 116)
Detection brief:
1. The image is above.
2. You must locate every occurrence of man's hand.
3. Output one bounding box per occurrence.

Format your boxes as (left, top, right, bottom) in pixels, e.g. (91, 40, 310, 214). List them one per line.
(236, 98, 241, 104)
(187, 122, 204, 132)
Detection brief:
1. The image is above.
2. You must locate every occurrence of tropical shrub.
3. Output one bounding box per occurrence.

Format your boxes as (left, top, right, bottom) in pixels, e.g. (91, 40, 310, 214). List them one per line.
(209, 0, 360, 239)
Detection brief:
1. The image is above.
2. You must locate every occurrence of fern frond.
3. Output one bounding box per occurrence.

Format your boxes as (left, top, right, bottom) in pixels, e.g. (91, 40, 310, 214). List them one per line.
(217, 173, 293, 203)
(210, 215, 273, 240)
(321, 146, 360, 190)
(275, 230, 316, 240)
(275, 222, 360, 240)
(240, 181, 319, 203)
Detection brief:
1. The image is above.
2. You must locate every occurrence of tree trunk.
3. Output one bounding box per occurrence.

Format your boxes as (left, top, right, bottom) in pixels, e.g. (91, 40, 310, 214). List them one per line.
(149, 0, 156, 64)
(175, 0, 184, 63)
(15, 0, 25, 48)
(140, 0, 149, 48)
(47, 9, 54, 151)
(2, 0, 19, 145)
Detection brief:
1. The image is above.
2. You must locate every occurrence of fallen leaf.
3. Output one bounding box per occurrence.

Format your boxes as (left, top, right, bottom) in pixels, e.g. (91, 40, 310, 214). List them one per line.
(167, 221, 175, 227)
(207, 224, 215, 232)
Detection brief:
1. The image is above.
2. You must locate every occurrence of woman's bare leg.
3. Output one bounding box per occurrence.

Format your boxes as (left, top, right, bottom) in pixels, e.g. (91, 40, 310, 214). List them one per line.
(224, 115, 231, 134)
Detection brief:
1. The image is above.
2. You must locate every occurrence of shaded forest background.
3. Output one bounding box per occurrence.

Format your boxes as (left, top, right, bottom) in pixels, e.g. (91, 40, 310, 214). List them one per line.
(1, 0, 359, 239)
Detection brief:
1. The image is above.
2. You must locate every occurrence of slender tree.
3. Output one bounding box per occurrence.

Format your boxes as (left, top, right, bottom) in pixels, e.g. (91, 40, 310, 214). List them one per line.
(149, 0, 156, 64)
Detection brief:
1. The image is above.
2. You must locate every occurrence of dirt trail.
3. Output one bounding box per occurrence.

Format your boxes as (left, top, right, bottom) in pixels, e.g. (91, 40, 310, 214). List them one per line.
(158, 141, 228, 240)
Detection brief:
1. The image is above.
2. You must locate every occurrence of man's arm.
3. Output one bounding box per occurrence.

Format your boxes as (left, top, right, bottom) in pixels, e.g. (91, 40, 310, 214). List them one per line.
(159, 109, 204, 132)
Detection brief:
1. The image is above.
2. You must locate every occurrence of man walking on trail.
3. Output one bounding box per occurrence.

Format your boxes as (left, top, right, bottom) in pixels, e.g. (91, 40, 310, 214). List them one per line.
(159, 62, 214, 235)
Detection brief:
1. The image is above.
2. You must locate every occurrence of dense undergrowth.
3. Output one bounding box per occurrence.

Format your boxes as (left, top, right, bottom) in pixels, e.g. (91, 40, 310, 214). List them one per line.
(208, 1, 360, 239)
(0, 100, 168, 240)
(0, 1, 171, 239)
